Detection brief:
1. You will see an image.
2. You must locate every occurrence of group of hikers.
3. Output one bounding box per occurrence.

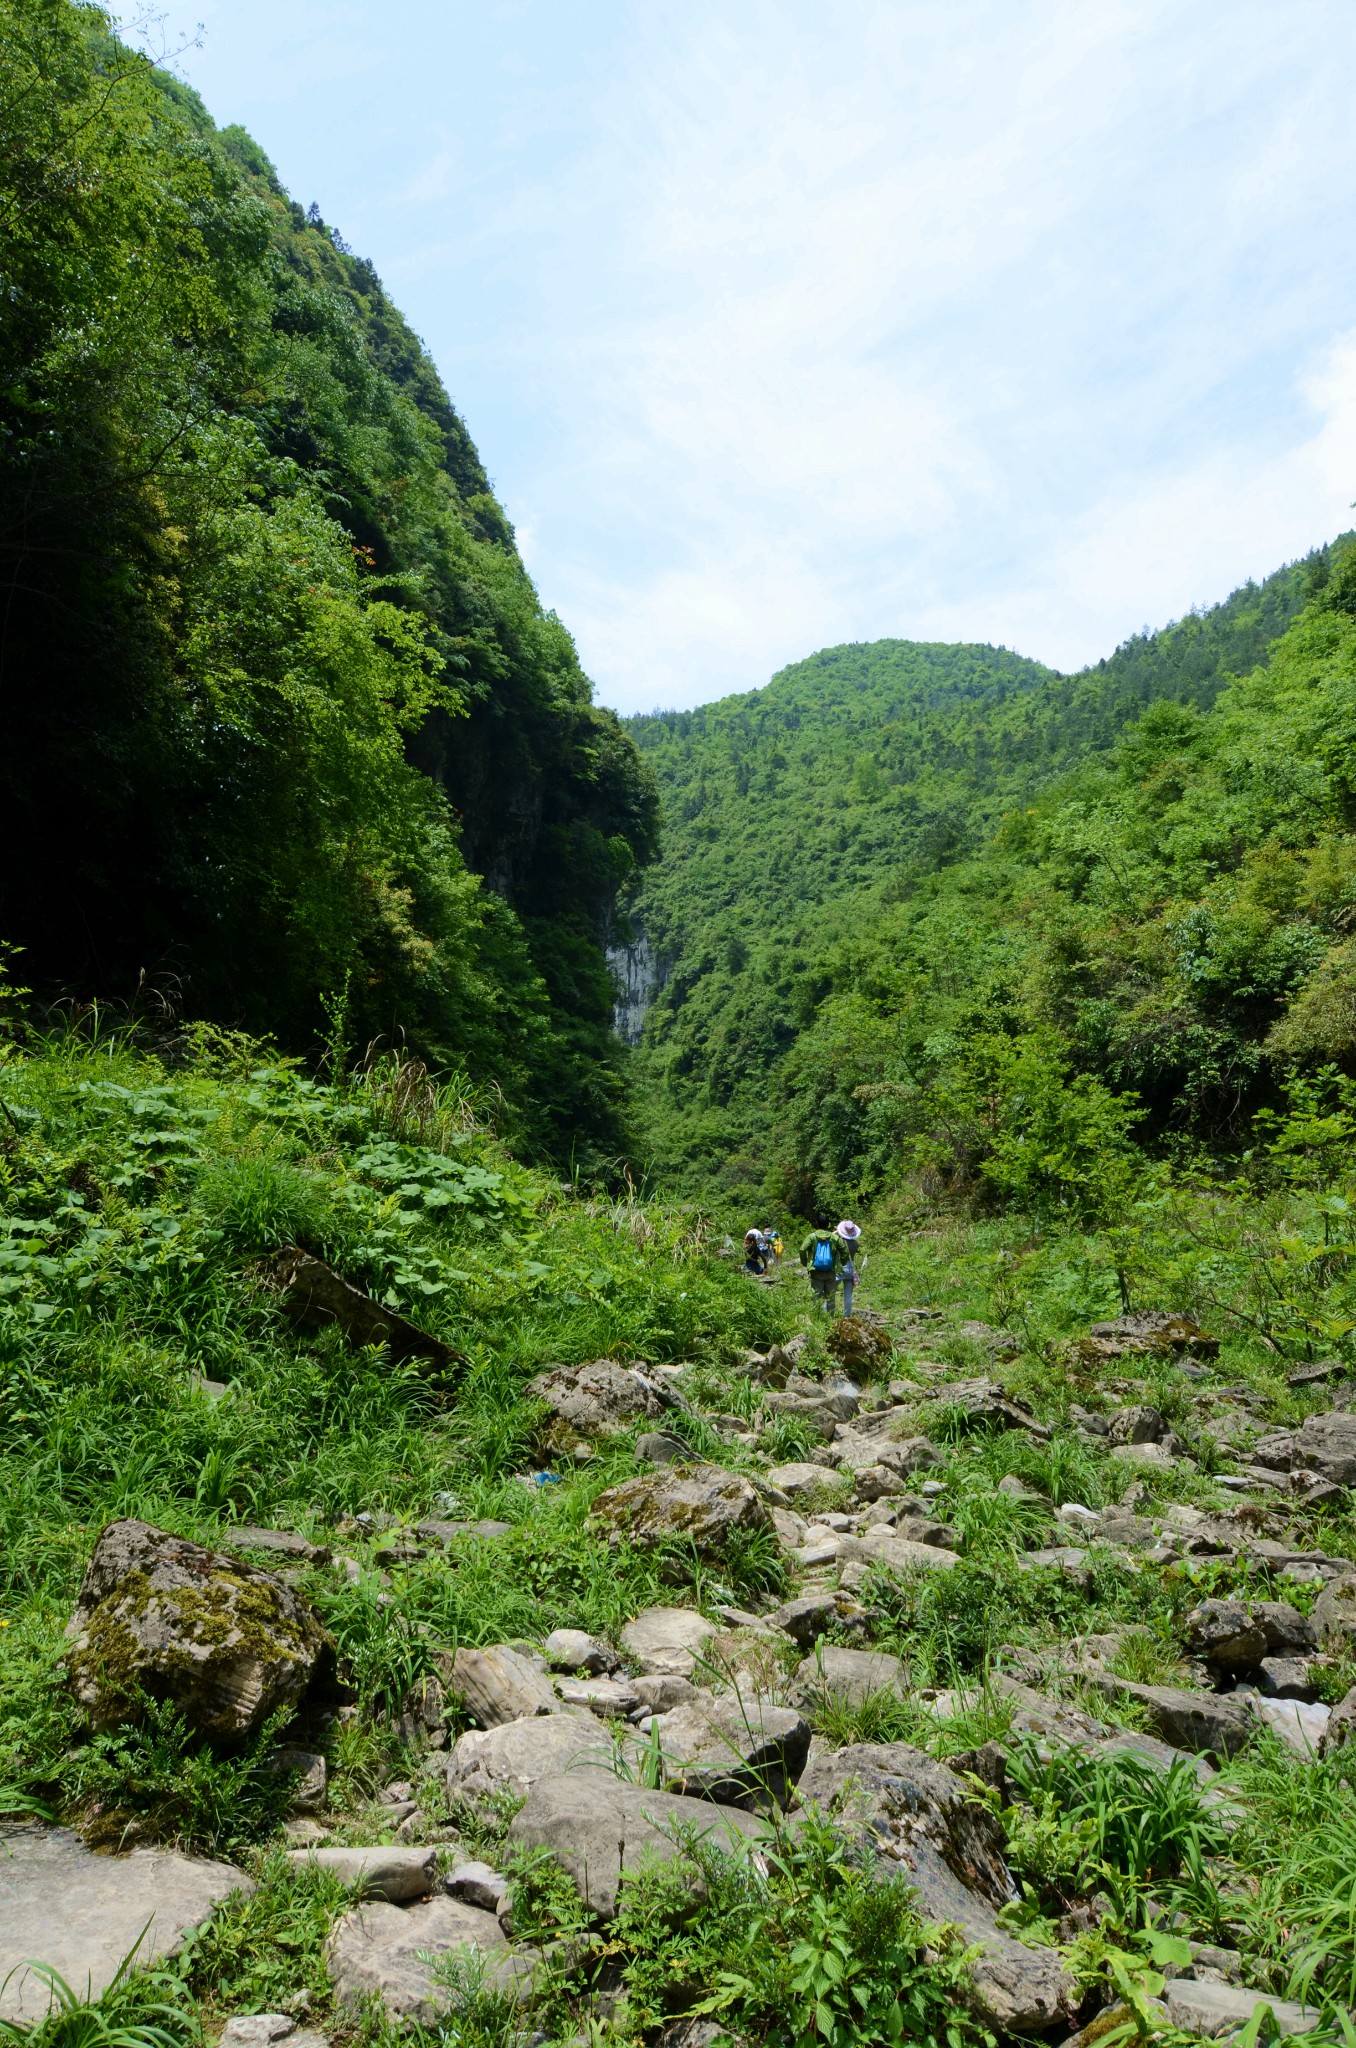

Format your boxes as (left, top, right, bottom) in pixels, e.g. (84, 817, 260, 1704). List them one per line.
(743, 1217, 863, 1316)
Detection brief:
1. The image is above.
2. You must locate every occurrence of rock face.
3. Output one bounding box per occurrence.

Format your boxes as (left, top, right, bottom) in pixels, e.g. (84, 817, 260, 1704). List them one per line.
(64, 1519, 334, 1743)
(0, 1823, 252, 2022)
(794, 1645, 909, 1713)
(796, 1745, 1072, 2033)
(530, 1359, 674, 1438)
(620, 1606, 719, 1677)
(283, 1846, 436, 1900)
(653, 1697, 811, 1811)
(507, 1774, 764, 1922)
(590, 1468, 771, 1554)
(436, 1713, 617, 1804)
(446, 1645, 559, 1726)
(327, 1896, 534, 2020)
(544, 1628, 613, 1674)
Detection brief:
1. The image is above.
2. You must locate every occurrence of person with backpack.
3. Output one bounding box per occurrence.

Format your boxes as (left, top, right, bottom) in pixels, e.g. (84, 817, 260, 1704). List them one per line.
(835, 1219, 863, 1315)
(743, 1228, 766, 1275)
(799, 1221, 847, 1314)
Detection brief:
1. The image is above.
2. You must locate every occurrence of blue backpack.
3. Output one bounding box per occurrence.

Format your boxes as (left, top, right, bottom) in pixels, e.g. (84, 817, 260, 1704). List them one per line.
(811, 1236, 835, 1272)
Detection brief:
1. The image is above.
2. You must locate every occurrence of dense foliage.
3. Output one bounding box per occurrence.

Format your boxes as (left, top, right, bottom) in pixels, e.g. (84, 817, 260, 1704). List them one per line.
(0, 0, 655, 1165)
(626, 543, 1355, 1214)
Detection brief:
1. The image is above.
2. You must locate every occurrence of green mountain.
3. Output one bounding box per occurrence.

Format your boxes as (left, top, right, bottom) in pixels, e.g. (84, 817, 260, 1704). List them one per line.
(0, 1, 655, 1165)
(626, 543, 1351, 1207)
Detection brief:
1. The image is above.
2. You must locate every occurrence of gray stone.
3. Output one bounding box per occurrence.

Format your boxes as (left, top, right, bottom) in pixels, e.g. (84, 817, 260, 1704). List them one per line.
(654, 1698, 811, 1812)
(1320, 1683, 1356, 1755)
(1246, 1696, 1330, 1754)
(929, 1378, 1051, 1439)
(1259, 1656, 1318, 1700)
(284, 1846, 437, 1900)
(848, 1530, 960, 1574)
(1090, 1677, 1252, 1759)
(1163, 1978, 1321, 2038)
(795, 1746, 1072, 2033)
(630, 1672, 701, 1713)
(216, 2018, 320, 2048)
(544, 1628, 613, 1674)
(769, 1591, 869, 1647)
(437, 1713, 619, 1804)
(768, 1461, 837, 1499)
(793, 1645, 908, 1713)
(228, 1528, 331, 1564)
(620, 1606, 719, 1676)
(275, 1747, 327, 1812)
(590, 1467, 772, 1554)
(1293, 1411, 1356, 1484)
(1253, 1601, 1317, 1654)
(415, 1519, 513, 1545)
(326, 1896, 534, 2021)
(553, 1675, 640, 1718)
(1311, 1573, 1356, 1648)
(0, 1823, 252, 2022)
(634, 1431, 695, 1465)
(64, 1519, 334, 1744)
(444, 1859, 509, 1910)
(1108, 1404, 1167, 1445)
(529, 1359, 674, 1438)
(507, 1774, 764, 1922)
(446, 1644, 559, 1726)
(1183, 1600, 1268, 1671)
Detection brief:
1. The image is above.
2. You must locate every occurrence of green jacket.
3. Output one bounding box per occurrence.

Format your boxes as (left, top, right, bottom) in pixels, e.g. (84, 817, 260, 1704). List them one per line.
(799, 1229, 847, 1275)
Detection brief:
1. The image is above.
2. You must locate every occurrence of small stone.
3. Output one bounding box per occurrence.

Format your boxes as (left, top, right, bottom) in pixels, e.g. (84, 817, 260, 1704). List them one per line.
(1108, 1405, 1167, 1446)
(217, 2018, 295, 2048)
(794, 1645, 908, 1713)
(619, 1606, 718, 1676)
(768, 1461, 837, 1499)
(284, 1847, 437, 1901)
(444, 1860, 508, 1911)
(553, 1676, 640, 1718)
(769, 1591, 869, 1647)
(633, 1430, 693, 1464)
(543, 1628, 612, 1674)
(446, 1645, 559, 1726)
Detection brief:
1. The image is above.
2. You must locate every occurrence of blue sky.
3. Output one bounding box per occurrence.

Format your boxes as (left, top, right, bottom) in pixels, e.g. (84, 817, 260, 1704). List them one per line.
(164, 1, 1356, 714)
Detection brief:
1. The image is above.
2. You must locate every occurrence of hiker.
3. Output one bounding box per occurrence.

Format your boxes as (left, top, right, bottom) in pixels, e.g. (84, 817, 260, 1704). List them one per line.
(799, 1220, 847, 1314)
(835, 1218, 862, 1315)
(743, 1228, 766, 1275)
(759, 1226, 778, 1268)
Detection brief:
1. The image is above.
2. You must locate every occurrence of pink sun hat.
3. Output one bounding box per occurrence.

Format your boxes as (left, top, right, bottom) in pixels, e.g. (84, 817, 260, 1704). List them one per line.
(836, 1219, 861, 1239)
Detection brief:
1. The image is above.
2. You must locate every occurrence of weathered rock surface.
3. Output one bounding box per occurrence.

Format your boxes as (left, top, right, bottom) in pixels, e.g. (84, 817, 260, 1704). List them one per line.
(544, 1627, 613, 1674)
(1246, 1695, 1330, 1754)
(445, 1644, 559, 1726)
(554, 1675, 640, 1718)
(1183, 1599, 1268, 1670)
(64, 1519, 334, 1742)
(1292, 1411, 1356, 1483)
(654, 1697, 811, 1812)
(794, 1645, 908, 1713)
(326, 1896, 534, 2020)
(1090, 1676, 1252, 1758)
(620, 1606, 719, 1676)
(1163, 1978, 1320, 2038)
(590, 1467, 771, 1553)
(507, 1774, 764, 1922)
(795, 1745, 1072, 2033)
(1319, 1683, 1356, 1755)
(767, 1461, 837, 1499)
(283, 1845, 436, 1899)
(530, 1359, 674, 1438)
(1108, 1404, 1168, 1445)
(436, 1712, 617, 1804)
(1253, 1600, 1317, 1654)
(770, 1591, 869, 1647)
(1311, 1573, 1356, 1647)
(0, 1823, 252, 2022)
(825, 1317, 894, 1377)
(270, 1247, 464, 1372)
(228, 1527, 331, 1564)
(444, 1859, 509, 1910)
(928, 1378, 1051, 1439)
(634, 1430, 695, 1465)
(217, 2015, 327, 2048)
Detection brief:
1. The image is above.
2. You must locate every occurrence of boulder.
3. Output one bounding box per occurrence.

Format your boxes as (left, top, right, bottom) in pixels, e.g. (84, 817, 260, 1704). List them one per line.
(228, 1527, 331, 1564)
(217, 2018, 326, 2048)
(507, 1774, 764, 1922)
(590, 1467, 771, 1554)
(1163, 1979, 1320, 2039)
(1246, 1696, 1329, 1755)
(1089, 1676, 1251, 1759)
(544, 1628, 613, 1674)
(530, 1359, 674, 1439)
(1108, 1405, 1167, 1446)
(284, 1846, 436, 1901)
(1292, 1411, 1356, 1484)
(275, 1746, 327, 1812)
(445, 1644, 559, 1726)
(64, 1519, 334, 1743)
(929, 1379, 1051, 1439)
(1259, 1656, 1317, 1700)
(634, 1430, 695, 1465)
(444, 1860, 509, 1911)
(825, 1318, 894, 1377)
(654, 1697, 811, 1812)
(1311, 1573, 1356, 1648)
(762, 1392, 850, 1440)
(326, 1896, 534, 2021)
(852, 1530, 960, 1574)
(769, 1591, 870, 1647)
(1319, 1683, 1356, 1756)
(554, 1675, 640, 1718)
(795, 1745, 1073, 2033)
(0, 1823, 252, 2023)
(1082, 1311, 1218, 1358)
(620, 1606, 719, 1676)
(767, 1461, 836, 1499)
(793, 1645, 908, 1714)
(435, 1712, 618, 1805)
(1183, 1600, 1268, 1671)
(1253, 1600, 1317, 1655)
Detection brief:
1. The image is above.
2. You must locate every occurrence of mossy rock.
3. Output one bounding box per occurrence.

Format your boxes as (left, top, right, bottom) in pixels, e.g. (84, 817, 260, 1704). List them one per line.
(588, 1465, 771, 1555)
(65, 1518, 336, 1745)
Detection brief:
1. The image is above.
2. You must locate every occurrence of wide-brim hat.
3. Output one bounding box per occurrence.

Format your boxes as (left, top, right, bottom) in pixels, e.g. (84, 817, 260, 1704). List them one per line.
(836, 1219, 861, 1238)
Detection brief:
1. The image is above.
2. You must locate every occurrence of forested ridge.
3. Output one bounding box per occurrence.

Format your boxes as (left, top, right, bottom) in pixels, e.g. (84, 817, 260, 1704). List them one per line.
(0, 0, 656, 1166)
(626, 542, 1356, 1211)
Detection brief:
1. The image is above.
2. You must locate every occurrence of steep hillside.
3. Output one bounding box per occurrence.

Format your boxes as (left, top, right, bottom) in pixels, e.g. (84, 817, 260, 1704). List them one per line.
(627, 545, 1348, 1203)
(0, 0, 655, 1164)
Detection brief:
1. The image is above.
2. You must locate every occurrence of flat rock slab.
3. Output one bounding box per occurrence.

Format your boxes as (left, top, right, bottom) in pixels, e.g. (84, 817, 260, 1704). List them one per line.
(283, 1846, 436, 1900)
(326, 1896, 534, 2022)
(0, 1824, 252, 2022)
(507, 1774, 765, 1922)
(1164, 1978, 1321, 2038)
(1247, 1695, 1330, 1754)
(620, 1606, 719, 1676)
(437, 1711, 622, 1804)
